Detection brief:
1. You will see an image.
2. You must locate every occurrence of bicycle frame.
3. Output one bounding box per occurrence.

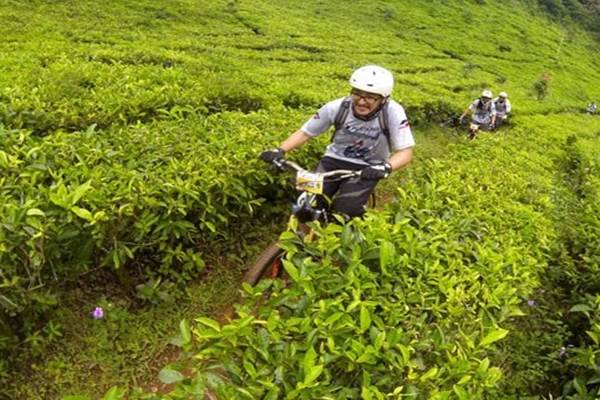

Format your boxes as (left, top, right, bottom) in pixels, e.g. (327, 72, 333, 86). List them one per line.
(273, 159, 361, 224)
(244, 159, 364, 285)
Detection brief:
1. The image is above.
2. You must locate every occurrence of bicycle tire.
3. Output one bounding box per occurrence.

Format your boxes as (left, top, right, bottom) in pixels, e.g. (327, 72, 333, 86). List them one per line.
(368, 192, 377, 209)
(243, 241, 285, 286)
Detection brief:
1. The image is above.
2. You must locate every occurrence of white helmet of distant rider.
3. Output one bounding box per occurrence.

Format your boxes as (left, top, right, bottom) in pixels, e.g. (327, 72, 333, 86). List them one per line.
(481, 89, 493, 102)
(349, 65, 394, 97)
(499, 91, 508, 98)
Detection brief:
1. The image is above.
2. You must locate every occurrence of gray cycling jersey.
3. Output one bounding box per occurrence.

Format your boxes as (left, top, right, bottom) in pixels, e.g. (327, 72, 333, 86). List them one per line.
(300, 97, 415, 166)
(469, 99, 497, 124)
(493, 98, 511, 116)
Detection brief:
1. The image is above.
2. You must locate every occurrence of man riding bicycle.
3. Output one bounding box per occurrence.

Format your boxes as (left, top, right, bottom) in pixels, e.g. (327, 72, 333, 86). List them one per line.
(459, 89, 497, 134)
(493, 91, 511, 128)
(260, 64, 415, 219)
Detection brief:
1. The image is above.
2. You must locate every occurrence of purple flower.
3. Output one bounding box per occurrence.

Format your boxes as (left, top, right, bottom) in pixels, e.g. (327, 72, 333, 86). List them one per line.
(558, 346, 567, 358)
(527, 300, 536, 307)
(92, 306, 104, 319)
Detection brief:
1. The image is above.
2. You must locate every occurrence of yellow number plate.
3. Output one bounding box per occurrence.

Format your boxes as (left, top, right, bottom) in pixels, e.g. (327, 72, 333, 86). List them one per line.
(296, 171, 324, 194)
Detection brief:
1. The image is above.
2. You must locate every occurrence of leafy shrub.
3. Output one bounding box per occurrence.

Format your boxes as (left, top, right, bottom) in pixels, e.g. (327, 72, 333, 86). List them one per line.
(158, 124, 563, 399)
(0, 109, 303, 354)
(533, 72, 552, 100)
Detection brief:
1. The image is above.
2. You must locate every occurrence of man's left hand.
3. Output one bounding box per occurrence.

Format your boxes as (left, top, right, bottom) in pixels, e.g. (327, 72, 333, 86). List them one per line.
(361, 162, 392, 180)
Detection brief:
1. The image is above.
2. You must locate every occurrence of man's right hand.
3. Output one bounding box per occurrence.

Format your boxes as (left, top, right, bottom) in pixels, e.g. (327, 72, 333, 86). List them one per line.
(260, 148, 285, 163)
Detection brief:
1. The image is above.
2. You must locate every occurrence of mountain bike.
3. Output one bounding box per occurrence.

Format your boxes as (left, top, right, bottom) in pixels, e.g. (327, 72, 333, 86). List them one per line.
(243, 158, 364, 285)
(465, 120, 495, 139)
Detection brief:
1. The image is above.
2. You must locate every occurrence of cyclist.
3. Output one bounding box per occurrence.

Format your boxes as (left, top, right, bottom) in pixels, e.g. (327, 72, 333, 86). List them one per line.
(493, 91, 511, 128)
(260, 64, 415, 219)
(587, 102, 597, 115)
(459, 89, 497, 133)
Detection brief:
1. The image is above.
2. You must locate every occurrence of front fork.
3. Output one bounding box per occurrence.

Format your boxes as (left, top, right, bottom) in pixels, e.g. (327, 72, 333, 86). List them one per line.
(468, 123, 479, 140)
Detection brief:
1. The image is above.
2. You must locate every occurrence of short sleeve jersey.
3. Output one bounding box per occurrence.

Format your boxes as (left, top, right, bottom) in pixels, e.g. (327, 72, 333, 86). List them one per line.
(493, 98, 511, 116)
(300, 97, 415, 166)
(469, 99, 497, 124)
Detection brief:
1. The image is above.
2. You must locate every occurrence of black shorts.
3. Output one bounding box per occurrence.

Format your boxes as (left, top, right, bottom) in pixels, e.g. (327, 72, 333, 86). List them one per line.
(316, 156, 378, 218)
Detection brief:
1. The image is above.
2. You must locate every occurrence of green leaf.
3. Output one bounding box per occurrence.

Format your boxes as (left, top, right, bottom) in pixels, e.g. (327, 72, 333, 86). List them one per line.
(267, 311, 279, 332)
(284, 260, 299, 282)
(480, 328, 509, 347)
(102, 386, 125, 400)
(302, 347, 316, 377)
(71, 180, 93, 205)
(179, 319, 191, 345)
(569, 304, 592, 313)
(476, 358, 490, 376)
(324, 312, 344, 326)
(586, 330, 599, 345)
(419, 366, 438, 382)
(26, 208, 45, 217)
(361, 386, 373, 400)
(304, 365, 323, 385)
(203, 220, 216, 233)
(264, 386, 281, 400)
(573, 377, 588, 396)
(158, 368, 184, 384)
(71, 206, 93, 221)
(453, 384, 469, 399)
(374, 331, 386, 350)
(397, 344, 411, 364)
(347, 300, 361, 312)
(243, 360, 257, 377)
(379, 240, 395, 275)
(195, 317, 221, 332)
(360, 305, 371, 333)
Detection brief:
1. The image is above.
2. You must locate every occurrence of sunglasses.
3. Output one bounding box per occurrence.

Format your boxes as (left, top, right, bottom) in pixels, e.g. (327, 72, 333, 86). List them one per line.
(350, 89, 383, 103)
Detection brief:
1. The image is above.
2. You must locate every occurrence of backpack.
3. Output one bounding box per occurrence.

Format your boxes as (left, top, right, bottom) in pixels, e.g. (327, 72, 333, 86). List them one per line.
(476, 99, 491, 111)
(332, 96, 391, 143)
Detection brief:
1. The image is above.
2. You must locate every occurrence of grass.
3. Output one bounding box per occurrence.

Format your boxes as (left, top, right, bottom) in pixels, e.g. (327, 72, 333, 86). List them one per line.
(6, 259, 244, 400)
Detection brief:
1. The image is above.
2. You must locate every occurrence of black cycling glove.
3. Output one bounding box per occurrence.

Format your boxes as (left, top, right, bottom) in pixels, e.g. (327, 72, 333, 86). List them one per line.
(361, 162, 392, 180)
(260, 148, 285, 163)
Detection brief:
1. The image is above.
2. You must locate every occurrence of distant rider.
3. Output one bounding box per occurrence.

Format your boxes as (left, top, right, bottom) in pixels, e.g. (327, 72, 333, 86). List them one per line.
(587, 102, 597, 115)
(459, 89, 497, 134)
(493, 92, 511, 128)
(259, 65, 415, 219)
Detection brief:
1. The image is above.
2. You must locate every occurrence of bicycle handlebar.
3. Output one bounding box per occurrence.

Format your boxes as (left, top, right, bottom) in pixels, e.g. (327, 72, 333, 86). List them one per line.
(273, 158, 361, 180)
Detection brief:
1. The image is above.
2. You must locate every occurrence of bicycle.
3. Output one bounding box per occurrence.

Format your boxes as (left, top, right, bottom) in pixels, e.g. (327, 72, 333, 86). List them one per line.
(463, 119, 495, 140)
(243, 158, 365, 285)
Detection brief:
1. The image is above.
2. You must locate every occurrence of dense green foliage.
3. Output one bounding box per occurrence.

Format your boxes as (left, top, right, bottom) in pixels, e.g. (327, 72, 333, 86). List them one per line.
(1, 0, 600, 398)
(536, 0, 600, 38)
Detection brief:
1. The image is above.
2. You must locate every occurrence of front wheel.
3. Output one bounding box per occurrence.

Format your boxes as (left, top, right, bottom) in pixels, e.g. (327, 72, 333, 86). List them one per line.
(243, 241, 285, 285)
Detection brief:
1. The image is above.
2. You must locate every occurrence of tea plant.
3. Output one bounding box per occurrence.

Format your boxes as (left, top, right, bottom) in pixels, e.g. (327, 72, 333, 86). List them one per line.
(1, 0, 600, 397)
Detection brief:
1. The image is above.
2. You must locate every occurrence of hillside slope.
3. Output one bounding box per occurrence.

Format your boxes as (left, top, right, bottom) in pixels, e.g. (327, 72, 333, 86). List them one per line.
(1, 0, 600, 398)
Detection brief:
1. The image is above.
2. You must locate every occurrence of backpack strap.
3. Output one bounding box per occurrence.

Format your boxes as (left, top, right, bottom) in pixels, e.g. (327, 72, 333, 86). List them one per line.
(378, 101, 390, 141)
(331, 97, 352, 141)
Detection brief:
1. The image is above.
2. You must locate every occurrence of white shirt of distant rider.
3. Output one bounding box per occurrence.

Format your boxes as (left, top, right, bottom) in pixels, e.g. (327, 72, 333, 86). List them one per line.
(469, 99, 497, 124)
(493, 97, 511, 117)
(300, 97, 415, 166)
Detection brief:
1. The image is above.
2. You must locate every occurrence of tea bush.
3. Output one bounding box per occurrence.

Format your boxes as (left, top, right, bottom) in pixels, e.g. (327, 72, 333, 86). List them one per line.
(160, 119, 566, 398)
(0, 110, 308, 345)
(2, 0, 600, 396)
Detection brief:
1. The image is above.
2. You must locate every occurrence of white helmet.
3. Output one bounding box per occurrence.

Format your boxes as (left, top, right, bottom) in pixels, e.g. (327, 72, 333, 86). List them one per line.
(349, 65, 394, 97)
(499, 91, 508, 98)
(481, 89, 493, 99)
